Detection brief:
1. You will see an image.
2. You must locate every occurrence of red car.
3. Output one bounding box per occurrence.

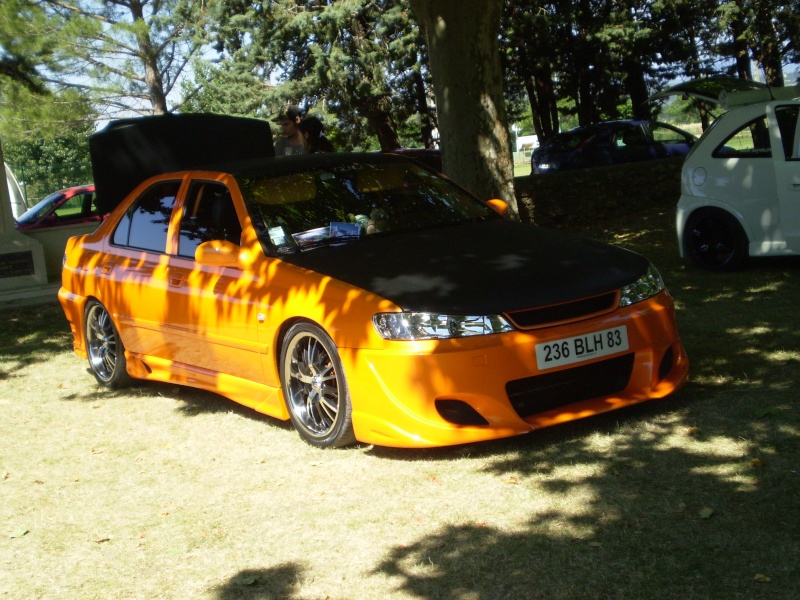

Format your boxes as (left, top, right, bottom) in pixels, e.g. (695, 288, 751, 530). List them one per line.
(15, 184, 99, 231)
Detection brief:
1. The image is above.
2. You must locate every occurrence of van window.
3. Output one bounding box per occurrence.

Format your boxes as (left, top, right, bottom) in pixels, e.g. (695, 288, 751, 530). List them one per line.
(713, 115, 771, 158)
(775, 105, 799, 160)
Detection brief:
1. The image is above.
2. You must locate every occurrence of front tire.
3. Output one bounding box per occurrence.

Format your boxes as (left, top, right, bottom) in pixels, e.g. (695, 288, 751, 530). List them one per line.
(84, 301, 132, 388)
(684, 209, 749, 271)
(280, 323, 356, 448)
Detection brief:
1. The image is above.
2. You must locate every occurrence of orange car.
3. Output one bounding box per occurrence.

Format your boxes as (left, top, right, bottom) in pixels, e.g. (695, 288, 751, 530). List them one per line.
(59, 116, 688, 448)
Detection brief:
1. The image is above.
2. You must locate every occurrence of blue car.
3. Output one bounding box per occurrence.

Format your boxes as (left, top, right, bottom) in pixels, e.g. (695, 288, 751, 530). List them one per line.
(531, 120, 696, 174)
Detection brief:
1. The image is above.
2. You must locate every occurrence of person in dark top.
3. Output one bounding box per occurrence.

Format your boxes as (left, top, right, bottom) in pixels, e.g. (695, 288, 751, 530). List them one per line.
(298, 116, 335, 153)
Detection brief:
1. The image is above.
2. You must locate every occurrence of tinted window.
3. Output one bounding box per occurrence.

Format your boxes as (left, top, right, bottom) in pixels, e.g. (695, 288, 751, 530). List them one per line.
(616, 126, 646, 147)
(714, 115, 771, 158)
(53, 192, 96, 220)
(112, 181, 180, 252)
(650, 123, 692, 144)
(178, 181, 241, 258)
(240, 160, 496, 253)
(16, 192, 65, 224)
(549, 129, 601, 152)
(775, 105, 799, 160)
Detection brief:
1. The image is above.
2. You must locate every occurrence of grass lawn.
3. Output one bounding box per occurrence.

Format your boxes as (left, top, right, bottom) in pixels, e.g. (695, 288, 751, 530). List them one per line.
(1, 200, 799, 599)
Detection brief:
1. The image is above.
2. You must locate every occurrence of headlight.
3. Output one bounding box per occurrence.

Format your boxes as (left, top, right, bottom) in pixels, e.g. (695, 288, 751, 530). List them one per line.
(618, 264, 665, 307)
(373, 313, 514, 340)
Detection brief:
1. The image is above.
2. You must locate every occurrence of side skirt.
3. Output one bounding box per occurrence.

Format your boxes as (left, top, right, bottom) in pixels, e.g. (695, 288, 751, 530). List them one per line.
(124, 351, 289, 420)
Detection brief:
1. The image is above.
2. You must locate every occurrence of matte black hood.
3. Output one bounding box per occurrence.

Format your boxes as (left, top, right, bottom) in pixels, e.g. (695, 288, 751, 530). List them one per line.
(280, 219, 650, 314)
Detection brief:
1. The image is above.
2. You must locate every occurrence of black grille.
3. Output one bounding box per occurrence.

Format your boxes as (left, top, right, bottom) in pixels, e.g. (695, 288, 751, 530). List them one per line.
(506, 353, 635, 418)
(505, 292, 618, 329)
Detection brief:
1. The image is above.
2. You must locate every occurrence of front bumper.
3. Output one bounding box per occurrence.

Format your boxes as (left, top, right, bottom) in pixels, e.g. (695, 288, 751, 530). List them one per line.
(341, 290, 688, 448)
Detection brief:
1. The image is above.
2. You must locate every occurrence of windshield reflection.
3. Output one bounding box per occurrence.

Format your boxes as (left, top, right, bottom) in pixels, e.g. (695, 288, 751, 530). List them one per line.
(240, 161, 497, 253)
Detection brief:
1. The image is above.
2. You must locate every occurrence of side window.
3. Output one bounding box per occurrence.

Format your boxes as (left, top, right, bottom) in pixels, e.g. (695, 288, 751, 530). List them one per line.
(178, 181, 241, 259)
(774, 105, 799, 160)
(617, 126, 646, 148)
(53, 192, 95, 220)
(55, 192, 96, 219)
(112, 181, 180, 252)
(650, 123, 690, 144)
(713, 115, 771, 158)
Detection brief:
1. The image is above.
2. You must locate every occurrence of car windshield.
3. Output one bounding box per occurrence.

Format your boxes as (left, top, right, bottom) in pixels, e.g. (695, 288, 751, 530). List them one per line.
(239, 159, 498, 253)
(16, 192, 64, 224)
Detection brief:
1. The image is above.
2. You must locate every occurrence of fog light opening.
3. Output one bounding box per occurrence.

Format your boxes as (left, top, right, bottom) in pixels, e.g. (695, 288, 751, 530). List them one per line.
(435, 400, 489, 426)
(658, 347, 675, 381)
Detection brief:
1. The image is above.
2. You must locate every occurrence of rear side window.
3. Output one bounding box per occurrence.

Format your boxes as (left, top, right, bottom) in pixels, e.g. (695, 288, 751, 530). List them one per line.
(112, 181, 180, 252)
(713, 115, 771, 158)
(775, 105, 799, 160)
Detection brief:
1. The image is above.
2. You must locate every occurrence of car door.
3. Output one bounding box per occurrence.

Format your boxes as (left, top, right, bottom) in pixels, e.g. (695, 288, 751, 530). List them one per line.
(768, 101, 800, 250)
(163, 176, 267, 384)
(102, 177, 184, 358)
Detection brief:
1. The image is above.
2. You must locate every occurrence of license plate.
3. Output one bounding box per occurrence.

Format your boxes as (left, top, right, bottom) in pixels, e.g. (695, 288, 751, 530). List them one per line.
(535, 326, 629, 370)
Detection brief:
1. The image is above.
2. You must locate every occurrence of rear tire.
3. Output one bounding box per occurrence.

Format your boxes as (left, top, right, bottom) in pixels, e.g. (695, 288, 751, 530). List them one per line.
(280, 323, 356, 448)
(684, 209, 749, 271)
(84, 301, 132, 388)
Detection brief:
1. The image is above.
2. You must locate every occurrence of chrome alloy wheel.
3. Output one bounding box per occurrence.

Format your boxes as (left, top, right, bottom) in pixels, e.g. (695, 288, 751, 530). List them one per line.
(281, 324, 355, 447)
(84, 301, 130, 387)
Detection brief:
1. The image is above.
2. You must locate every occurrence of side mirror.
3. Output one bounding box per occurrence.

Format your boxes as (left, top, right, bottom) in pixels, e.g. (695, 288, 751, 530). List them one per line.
(195, 240, 253, 270)
(486, 198, 509, 217)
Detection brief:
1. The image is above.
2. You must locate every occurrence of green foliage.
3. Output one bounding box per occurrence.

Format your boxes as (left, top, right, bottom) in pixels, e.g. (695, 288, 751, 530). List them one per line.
(181, 60, 272, 118)
(0, 0, 65, 92)
(1, 84, 96, 202)
(3, 0, 800, 183)
(38, 0, 211, 116)
(3, 127, 94, 202)
(193, 0, 434, 150)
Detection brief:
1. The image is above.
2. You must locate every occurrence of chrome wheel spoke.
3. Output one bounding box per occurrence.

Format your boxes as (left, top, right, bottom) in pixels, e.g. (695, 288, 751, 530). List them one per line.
(286, 332, 340, 437)
(318, 392, 338, 421)
(86, 304, 118, 382)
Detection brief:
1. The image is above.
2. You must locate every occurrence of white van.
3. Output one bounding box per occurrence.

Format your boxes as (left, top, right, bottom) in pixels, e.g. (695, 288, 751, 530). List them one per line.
(654, 77, 800, 269)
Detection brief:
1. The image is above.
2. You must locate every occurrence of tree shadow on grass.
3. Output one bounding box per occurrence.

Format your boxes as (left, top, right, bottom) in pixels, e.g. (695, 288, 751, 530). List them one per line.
(57, 374, 298, 433)
(211, 563, 304, 600)
(0, 300, 72, 379)
(370, 389, 800, 599)
(366, 239, 800, 598)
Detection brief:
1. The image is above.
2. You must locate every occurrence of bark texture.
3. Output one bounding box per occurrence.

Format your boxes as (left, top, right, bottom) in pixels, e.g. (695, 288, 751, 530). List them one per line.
(410, 0, 518, 216)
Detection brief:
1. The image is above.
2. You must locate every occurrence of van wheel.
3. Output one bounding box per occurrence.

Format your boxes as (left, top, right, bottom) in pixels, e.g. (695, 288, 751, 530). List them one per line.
(684, 209, 748, 271)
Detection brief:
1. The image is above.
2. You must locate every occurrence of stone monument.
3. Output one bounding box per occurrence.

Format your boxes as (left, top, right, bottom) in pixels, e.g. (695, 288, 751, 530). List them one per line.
(0, 140, 51, 302)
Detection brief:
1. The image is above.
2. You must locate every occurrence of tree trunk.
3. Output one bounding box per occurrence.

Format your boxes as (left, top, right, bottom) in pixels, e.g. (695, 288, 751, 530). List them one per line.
(514, 33, 558, 142)
(368, 109, 402, 151)
(624, 61, 653, 120)
(729, 12, 753, 81)
(409, 0, 518, 217)
(129, 0, 169, 115)
(411, 70, 437, 149)
(751, 1, 784, 87)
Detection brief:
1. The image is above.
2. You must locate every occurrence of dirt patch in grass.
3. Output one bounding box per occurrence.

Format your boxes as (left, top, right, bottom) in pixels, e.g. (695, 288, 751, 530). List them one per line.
(1, 207, 799, 599)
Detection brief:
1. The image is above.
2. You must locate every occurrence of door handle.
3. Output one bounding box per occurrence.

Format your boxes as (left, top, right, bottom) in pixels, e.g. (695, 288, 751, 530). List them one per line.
(168, 269, 186, 287)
